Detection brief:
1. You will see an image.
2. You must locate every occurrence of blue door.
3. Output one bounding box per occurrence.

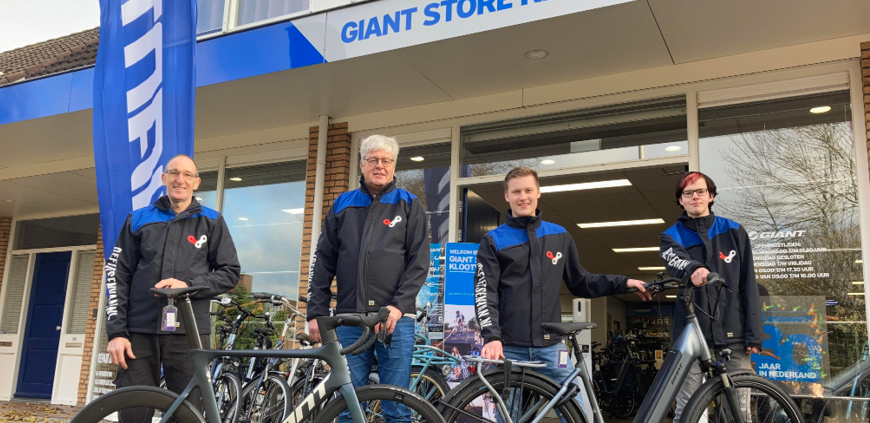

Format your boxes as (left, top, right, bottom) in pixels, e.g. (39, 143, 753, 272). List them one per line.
(15, 252, 71, 399)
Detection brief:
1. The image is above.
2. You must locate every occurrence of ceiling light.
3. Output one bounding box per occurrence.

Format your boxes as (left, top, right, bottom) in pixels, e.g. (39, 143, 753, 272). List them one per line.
(857, 260, 864, 264)
(238, 217, 249, 221)
(638, 267, 666, 271)
(541, 159, 556, 165)
(525, 49, 548, 59)
(665, 295, 677, 299)
(229, 177, 242, 181)
(4, 199, 13, 203)
(665, 145, 682, 152)
(282, 208, 305, 214)
(541, 179, 631, 193)
(195, 196, 203, 201)
(810, 106, 831, 114)
(613, 247, 660, 253)
(852, 281, 864, 285)
(410, 156, 425, 162)
(847, 292, 865, 296)
(579, 218, 665, 229)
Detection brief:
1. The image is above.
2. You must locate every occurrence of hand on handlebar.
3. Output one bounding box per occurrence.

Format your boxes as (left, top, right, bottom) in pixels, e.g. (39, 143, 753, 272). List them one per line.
(627, 279, 652, 301)
(375, 305, 403, 335)
(308, 318, 322, 344)
(691, 267, 710, 287)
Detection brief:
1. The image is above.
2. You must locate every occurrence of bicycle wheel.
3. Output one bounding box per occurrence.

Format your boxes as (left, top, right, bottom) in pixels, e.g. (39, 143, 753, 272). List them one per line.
(439, 368, 586, 423)
(70, 386, 204, 423)
(681, 373, 804, 423)
(313, 385, 443, 423)
(242, 374, 292, 423)
(411, 365, 450, 403)
(215, 372, 242, 423)
(609, 391, 637, 419)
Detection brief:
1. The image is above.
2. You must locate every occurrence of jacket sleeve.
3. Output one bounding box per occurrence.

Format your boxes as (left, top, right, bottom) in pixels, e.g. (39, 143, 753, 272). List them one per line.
(186, 215, 241, 297)
(475, 234, 502, 344)
(737, 226, 764, 348)
(105, 215, 140, 340)
(306, 206, 340, 321)
(659, 232, 706, 279)
(389, 198, 430, 314)
(564, 239, 628, 297)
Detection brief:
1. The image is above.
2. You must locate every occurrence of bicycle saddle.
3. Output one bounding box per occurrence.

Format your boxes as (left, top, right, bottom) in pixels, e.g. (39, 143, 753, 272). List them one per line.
(540, 322, 597, 336)
(254, 327, 275, 336)
(150, 286, 209, 297)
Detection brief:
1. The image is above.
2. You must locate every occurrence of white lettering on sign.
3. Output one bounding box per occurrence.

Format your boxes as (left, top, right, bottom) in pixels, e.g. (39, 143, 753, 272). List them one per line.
(122, 0, 165, 209)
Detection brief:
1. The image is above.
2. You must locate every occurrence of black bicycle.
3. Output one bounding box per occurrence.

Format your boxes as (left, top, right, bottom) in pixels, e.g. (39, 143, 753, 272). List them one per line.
(71, 286, 445, 423)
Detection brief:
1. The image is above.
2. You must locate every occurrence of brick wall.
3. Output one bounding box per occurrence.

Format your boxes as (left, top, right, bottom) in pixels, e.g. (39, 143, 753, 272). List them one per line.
(297, 122, 351, 326)
(863, 43, 870, 175)
(0, 217, 11, 294)
(77, 230, 104, 405)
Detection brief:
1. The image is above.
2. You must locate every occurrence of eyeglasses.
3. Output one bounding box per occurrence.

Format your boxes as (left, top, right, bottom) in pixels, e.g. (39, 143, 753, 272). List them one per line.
(681, 188, 708, 198)
(165, 169, 198, 181)
(364, 157, 395, 167)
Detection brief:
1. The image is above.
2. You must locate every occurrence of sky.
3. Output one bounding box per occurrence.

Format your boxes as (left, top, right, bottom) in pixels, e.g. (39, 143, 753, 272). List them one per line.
(0, 0, 100, 54)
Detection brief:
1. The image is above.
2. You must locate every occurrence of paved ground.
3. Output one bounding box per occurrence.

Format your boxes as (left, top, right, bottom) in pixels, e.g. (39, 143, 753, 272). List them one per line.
(0, 401, 79, 422)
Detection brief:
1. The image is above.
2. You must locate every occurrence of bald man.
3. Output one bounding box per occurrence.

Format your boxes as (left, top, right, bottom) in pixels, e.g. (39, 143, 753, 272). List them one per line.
(106, 154, 240, 421)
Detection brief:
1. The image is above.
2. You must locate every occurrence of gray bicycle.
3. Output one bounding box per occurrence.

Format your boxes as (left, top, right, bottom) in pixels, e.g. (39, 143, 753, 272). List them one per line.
(439, 272, 804, 423)
(71, 286, 445, 423)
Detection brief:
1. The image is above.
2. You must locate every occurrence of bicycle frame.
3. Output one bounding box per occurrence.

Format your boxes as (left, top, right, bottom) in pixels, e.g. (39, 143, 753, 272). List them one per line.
(164, 295, 368, 423)
(468, 276, 744, 423)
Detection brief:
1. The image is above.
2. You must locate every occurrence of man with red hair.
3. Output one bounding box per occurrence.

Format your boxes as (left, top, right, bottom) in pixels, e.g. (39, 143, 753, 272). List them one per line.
(660, 171, 762, 423)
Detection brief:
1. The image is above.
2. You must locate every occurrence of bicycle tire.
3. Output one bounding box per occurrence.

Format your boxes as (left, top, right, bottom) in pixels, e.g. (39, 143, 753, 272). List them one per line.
(680, 373, 804, 423)
(70, 386, 204, 423)
(312, 385, 444, 423)
(215, 371, 242, 423)
(609, 391, 637, 419)
(411, 365, 450, 403)
(439, 368, 586, 423)
(241, 373, 292, 423)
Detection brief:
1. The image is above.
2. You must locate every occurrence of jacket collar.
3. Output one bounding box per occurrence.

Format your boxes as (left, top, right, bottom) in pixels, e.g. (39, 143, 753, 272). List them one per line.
(359, 176, 397, 197)
(678, 211, 715, 232)
(155, 195, 202, 216)
(505, 209, 543, 230)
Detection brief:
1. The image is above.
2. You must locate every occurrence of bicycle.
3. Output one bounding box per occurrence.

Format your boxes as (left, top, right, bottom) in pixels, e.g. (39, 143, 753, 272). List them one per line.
(438, 272, 804, 423)
(71, 286, 445, 423)
(590, 333, 655, 418)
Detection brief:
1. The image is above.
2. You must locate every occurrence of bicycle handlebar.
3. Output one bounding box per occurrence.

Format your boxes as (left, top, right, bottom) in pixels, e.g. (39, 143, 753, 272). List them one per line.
(624, 272, 727, 296)
(316, 307, 390, 355)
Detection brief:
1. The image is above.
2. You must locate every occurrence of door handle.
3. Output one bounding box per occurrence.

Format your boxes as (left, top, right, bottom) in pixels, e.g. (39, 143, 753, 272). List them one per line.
(56, 326, 61, 331)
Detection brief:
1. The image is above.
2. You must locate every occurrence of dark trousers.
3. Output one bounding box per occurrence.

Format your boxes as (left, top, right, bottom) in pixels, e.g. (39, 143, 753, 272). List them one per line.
(115, 333, 209, 422)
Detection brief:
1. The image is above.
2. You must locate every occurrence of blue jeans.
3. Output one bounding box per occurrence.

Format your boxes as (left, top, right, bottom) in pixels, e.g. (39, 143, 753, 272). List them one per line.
(336, 317, 414, 423)
(502, 343, 587, 422)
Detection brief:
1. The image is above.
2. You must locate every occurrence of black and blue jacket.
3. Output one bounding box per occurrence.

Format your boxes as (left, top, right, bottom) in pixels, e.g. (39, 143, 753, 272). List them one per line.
(475, 210, 629, 347)
(306, 177, 429, 320)
(660, 212, 763, 348)
(105, 196, 241, 340)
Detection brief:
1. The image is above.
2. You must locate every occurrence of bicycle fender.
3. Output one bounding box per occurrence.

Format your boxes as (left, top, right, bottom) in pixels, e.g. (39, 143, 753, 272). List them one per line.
(438, 366, 564, 406)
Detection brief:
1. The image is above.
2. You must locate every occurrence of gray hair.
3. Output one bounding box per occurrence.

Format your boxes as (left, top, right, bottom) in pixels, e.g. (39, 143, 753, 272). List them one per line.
(359, 135, 399, 161)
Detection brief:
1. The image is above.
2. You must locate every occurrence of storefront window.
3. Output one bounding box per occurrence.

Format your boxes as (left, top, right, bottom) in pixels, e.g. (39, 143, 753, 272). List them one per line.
(394, 142, 451, 245)
(238, 0, 309, 26)
(197, 0, 226, 35)
(460, 96, 688, 177)
(699, 90, 863, 394)
(14, 214, 100, 250)
(221, 161, 306, 298)
(194, 170, 219, 210)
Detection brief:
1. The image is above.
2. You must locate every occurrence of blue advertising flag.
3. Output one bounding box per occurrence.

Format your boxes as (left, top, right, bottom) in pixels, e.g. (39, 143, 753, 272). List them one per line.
(93, 0, 197, 261)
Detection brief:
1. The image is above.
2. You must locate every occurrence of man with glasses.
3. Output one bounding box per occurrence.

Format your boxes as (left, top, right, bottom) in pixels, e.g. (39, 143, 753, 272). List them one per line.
(106, 154, 240, 422)
(660, 171, 762, 423)
(307, 135, 428, 423)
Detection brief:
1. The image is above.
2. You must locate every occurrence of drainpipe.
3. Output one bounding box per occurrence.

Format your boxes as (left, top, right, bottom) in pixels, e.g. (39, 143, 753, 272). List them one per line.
(309, 115, 330, 277)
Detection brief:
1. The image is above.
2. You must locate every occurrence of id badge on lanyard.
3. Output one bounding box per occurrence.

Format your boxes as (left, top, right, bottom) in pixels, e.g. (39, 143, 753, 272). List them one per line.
(163, 297, 179, 331)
